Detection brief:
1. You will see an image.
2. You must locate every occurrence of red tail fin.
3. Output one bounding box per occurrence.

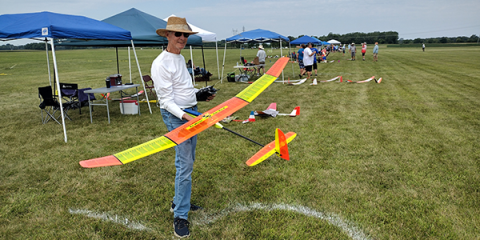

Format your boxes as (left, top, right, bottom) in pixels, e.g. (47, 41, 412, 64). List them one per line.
(275, 128, 290, 160)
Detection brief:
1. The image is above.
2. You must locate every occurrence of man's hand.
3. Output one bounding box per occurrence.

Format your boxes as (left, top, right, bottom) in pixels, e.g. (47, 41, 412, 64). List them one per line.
(206, 94, 216, 102)
(182, 113, 195, 121)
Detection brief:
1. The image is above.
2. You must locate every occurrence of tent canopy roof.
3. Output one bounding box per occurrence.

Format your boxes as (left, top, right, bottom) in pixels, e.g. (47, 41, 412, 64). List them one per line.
(164, 14, 216, 42)
(226, 29, 289, 43)
(0, 11, 131, 40)
(290, 35, 322, 45)
(327, 39, 341, 44)
(56, 8, 202, 46)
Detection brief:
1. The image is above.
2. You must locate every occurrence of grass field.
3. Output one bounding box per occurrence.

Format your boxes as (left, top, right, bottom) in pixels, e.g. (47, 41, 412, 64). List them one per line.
(1, 45, 480, 239)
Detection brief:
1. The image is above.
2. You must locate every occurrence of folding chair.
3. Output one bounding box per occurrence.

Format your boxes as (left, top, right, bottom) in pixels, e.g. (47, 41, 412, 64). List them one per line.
(142, 75, 157, 100)
(38, 86, 71, 124)
(60, 83, 81, 114)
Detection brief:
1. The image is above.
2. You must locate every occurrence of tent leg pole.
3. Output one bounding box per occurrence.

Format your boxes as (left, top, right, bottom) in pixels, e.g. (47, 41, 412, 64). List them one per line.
(128, 46, 132, 83)
(131, 40, 151, 114)
(45, 38, 52, 86)
(290, 42, 295, 78)
(215, 41, 220, 80)
(280, 40, 284, 83)
(221, 42, 227, 83)
(190, 46, 195, 85)
(201, 45, 207, 87)
(116, 47, 120, 74)
(49, 39, 67, 143)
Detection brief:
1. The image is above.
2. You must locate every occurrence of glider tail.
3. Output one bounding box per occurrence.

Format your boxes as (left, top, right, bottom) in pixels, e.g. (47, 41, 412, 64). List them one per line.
(245, 130, 297, 166)
(275, 128, 290, 160)
(289, 106, 300, 117)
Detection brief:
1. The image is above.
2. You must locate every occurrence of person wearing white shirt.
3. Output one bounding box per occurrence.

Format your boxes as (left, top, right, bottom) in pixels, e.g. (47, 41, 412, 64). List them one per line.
(152, 16, 215, 238)
(303, 42, 316, 81)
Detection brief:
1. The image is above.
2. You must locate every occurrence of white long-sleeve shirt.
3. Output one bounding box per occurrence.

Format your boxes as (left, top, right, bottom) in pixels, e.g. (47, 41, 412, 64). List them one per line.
(151, 51, 197, 119)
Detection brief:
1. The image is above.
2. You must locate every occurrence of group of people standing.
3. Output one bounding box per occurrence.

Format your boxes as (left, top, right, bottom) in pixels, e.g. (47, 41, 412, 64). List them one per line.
(346, 42, 379, 61)
(295, 41, 380, 82)
(296, 43, 319, 81)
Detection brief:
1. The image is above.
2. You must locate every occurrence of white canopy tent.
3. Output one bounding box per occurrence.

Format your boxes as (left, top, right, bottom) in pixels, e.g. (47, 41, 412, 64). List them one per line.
(327, 39, 341, 45)
(164, 15, 220, 82)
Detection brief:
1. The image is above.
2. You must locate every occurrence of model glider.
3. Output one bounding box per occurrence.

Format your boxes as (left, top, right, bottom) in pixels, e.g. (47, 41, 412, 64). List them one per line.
(375, 78, 383, 84)
(79, 57, 290, 168)
(319, 76, 343, 83)
(255, 103, 300, 117)
(347, 76, 375, 83)
(184, 109, 296, 166)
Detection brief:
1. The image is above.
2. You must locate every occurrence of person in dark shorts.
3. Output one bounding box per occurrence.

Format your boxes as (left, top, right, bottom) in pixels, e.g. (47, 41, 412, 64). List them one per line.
(303, 43, 316, 80)
(350, 43, 356, 61)
(297, 44, 306, 78)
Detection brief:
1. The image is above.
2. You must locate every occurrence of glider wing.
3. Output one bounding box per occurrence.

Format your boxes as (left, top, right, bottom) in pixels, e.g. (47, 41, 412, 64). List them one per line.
(79, 57, 289, 168)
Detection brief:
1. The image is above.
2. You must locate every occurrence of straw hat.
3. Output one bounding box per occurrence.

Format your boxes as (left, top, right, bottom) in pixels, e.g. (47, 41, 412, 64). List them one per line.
(259, 45, 264, 50)
(156, 16, 198, 37)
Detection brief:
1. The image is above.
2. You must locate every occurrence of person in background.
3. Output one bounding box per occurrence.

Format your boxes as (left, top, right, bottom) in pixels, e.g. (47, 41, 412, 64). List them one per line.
(303, 42, 316, 81)
(343, 43, 346, 56)
(310, 44, 319, 76)
(422, 43, 425, 52)
(297, 44, 306, 78)
(152, 16, 215, 238)
(373, 42, 379, 62)
(361, 42, 367, 61)
(256, 45, 267, 76)
(350, 43, 356, 61)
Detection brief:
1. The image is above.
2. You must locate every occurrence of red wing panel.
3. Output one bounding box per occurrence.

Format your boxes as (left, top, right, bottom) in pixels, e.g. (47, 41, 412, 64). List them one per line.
(266, 57, 289, 77)
(166, 97, 248, 144)
(79, 155, 122, 168)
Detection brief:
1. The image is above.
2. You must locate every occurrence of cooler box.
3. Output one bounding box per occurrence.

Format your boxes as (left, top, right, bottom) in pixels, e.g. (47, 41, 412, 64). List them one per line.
(120, 100, 138, 115)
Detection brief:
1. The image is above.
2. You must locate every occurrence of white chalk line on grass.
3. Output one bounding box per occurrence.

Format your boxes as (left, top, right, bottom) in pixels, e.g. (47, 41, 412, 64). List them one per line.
(68, 208, 150, 231)
(192, 202, 371, 240)
(69, 203, 371, 240)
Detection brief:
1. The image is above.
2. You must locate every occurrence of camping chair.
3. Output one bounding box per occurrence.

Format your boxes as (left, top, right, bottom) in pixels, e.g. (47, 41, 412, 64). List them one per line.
(60, 82, 81, 114)
(38, 86, 71, 124)
(142, 75, 157, 100)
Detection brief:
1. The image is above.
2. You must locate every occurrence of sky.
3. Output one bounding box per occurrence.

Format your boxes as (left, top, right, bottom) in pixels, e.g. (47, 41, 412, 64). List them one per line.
(2, 0, 480, 45)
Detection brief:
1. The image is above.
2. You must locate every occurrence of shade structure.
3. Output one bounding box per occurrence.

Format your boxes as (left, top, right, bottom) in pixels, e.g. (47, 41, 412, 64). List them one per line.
(290, 35, 322, 45)
(327, 39, 341, 44)
(0, 11, 132, 40)
(226, 29, 289, 43)
(222, 28, 290, 83)
(55, 8, 202, 47)
(0, 11, 134, 143)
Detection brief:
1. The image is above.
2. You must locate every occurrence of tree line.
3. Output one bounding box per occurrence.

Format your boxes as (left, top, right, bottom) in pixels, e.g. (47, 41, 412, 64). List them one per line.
(2, 32, 479, 50)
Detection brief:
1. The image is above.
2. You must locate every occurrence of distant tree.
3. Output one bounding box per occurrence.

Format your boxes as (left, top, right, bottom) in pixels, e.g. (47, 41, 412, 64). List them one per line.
(468, 34, 478, 42)
(413, 38, 423, 43)
(439, 37, 448, 43)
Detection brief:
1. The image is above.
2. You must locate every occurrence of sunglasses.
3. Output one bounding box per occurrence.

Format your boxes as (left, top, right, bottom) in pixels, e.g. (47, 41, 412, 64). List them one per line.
(172, 32, 190, 38)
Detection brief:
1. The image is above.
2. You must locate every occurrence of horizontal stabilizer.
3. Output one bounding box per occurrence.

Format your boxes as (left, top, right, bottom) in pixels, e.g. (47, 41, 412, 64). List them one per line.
(246, 131, 297, 167)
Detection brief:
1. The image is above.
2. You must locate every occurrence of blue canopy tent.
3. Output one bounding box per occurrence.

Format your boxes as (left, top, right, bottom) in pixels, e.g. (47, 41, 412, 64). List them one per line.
(56, 8, 206, 104)
(56, 8, 203, 47)
(290, 35, 322, 45)
(222, 29, 290, 82)
(0, 11, 133, 143)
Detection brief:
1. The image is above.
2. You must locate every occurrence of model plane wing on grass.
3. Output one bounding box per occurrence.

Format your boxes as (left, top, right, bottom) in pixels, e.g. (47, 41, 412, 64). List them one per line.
(79, 57, 290, 168)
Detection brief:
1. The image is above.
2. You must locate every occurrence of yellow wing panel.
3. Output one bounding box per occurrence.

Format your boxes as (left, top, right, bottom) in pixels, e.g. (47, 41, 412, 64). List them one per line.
(236, 75, 277, 102)
(114, 136, 177, 164)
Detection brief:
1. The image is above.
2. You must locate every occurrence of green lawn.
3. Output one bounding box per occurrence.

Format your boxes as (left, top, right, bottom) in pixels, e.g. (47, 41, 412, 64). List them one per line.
(1, 45, 479, 239)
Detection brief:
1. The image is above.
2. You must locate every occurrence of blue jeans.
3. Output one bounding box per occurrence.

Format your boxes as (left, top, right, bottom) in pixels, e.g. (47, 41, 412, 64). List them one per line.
(161, 106, 198, 220)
